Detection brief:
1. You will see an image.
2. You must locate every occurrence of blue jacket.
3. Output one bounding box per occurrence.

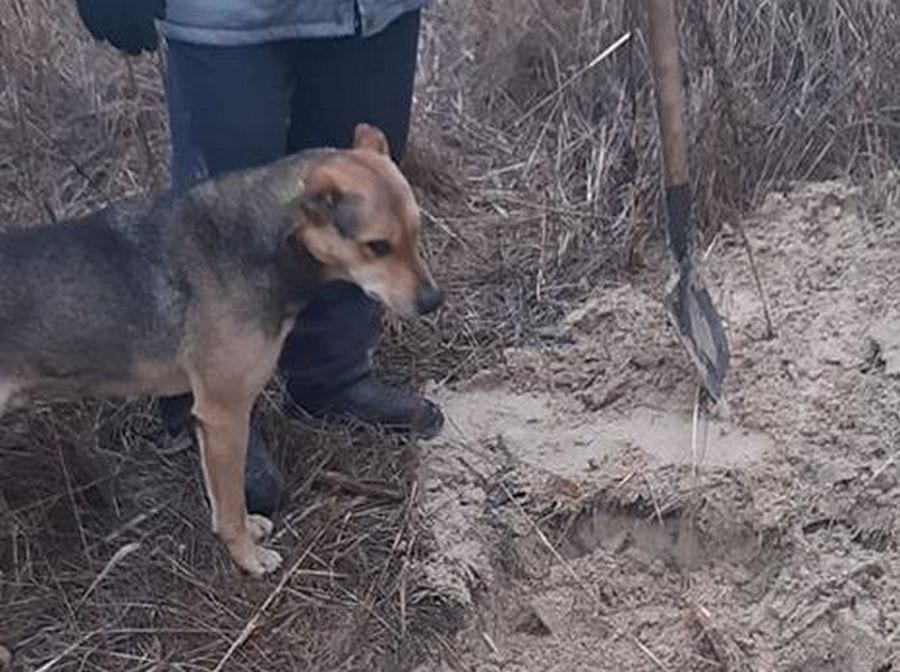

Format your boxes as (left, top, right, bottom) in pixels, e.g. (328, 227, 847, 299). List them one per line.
(158, 0, 429, 45)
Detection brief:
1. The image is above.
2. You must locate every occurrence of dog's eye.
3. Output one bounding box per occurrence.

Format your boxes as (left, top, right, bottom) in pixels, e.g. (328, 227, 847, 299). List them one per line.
(365, 240, 392, 258)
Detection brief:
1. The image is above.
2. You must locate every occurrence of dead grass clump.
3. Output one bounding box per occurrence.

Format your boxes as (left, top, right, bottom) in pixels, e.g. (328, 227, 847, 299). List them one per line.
(414, 0, 900, 313)
(0, 1, 167, 225)
(1, 395, 453, 671)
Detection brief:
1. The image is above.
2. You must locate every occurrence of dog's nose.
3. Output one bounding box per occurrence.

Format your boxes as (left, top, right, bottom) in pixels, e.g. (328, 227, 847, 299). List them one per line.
(415, 284, 444, 315)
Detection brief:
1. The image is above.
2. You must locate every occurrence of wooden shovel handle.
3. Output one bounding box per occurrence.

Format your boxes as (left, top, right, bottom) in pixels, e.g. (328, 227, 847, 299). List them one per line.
(646, 0, 689, 188)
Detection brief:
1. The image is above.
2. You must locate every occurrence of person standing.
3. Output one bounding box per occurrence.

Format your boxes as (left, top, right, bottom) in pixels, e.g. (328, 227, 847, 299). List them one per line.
(75, 0, 443, 515)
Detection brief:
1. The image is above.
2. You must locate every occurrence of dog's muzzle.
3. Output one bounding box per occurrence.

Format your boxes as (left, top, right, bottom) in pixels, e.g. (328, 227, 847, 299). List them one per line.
(414, 283, 444, 315)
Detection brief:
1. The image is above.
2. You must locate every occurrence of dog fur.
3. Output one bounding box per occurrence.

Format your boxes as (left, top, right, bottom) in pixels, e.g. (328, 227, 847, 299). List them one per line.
(0, 124, 441, 576)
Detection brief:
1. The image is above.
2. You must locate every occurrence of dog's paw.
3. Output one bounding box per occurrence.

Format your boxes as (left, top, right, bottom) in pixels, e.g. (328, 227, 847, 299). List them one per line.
(242, 545, 283, 577)
(255, 547, 283, 574)
(247, 514, 274, 542)
(229, 541, 283, 577)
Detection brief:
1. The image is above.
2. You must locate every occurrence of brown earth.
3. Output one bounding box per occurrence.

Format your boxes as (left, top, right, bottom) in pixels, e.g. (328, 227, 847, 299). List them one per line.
(411, 178, 900, 671)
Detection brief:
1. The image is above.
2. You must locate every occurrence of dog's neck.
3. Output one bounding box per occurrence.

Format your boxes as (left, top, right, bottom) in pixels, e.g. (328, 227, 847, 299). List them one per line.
(170, 156, 335, 327)
(275, 232, 326, 313)
(186, 150, 334, 240)
(191, 168, 293, 230)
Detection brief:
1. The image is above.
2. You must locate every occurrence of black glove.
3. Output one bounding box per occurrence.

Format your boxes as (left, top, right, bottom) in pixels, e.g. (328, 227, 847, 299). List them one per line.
(76, 0, 165, 56)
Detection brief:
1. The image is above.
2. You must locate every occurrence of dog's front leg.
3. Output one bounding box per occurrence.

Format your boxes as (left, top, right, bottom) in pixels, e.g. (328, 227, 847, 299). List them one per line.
(191, 388, 282, 577)
(0, 381, 18, 416)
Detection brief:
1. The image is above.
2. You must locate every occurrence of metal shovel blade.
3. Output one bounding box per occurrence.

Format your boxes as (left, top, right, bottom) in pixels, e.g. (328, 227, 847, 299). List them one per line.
(663, 260, 730, 401)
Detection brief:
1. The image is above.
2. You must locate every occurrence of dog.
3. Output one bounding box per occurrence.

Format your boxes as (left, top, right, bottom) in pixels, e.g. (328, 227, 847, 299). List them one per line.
(0, 123, 443, 577)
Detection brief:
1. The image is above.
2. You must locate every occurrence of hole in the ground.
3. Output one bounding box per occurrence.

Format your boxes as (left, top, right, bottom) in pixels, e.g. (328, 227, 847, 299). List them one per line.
(557, 504, 762, 571)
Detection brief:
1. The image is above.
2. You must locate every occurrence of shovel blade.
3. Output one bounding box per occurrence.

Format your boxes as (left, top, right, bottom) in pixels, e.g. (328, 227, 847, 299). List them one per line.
(664, 265, 730, 401)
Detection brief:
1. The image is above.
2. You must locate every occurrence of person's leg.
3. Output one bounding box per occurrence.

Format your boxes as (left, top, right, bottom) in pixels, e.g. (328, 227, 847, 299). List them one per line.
(278, 10, 443, 436)
(161, 38, 295, 514)
(287, 9, 419, 160)
(164, 40, 294, 181)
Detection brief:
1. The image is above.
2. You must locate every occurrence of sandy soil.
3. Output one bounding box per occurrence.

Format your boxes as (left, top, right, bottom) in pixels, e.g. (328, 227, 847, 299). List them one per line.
(411, 178, 900, 671)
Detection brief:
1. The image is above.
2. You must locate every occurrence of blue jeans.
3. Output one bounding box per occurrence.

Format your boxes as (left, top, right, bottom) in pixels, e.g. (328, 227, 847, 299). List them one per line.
(158, 11, 421, 431)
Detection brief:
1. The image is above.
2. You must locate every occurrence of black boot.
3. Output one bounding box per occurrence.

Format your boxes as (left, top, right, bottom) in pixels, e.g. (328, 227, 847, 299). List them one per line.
(280, 282, 444, 439)
(159, 395, 284, 516)
(288, 373, 444, 439)
(241, 420, 283, 516)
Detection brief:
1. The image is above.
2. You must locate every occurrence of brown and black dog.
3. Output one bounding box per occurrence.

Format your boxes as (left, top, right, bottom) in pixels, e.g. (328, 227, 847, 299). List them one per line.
(0, 124, 442, 576)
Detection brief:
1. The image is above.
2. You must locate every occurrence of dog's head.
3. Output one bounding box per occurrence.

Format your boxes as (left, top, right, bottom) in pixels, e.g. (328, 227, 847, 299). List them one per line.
(293, 124, 443, 318)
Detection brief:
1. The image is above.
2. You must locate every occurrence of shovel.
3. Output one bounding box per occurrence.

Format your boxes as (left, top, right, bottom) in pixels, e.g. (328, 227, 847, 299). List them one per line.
(645, 0, 729, 401)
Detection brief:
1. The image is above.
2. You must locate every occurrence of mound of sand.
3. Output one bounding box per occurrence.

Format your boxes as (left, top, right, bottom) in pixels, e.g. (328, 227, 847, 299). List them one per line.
(413, 179, 900, 671)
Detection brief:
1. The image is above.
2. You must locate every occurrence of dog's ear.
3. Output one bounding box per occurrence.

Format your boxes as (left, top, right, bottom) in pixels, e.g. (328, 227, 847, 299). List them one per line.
(353, 123, 390, 157)
(300, 168, 360, 239)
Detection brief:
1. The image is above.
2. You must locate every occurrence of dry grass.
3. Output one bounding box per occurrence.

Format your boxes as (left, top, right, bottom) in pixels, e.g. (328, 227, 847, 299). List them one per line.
(1, 0, 899, 669)
(0, 393, 458, 671)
